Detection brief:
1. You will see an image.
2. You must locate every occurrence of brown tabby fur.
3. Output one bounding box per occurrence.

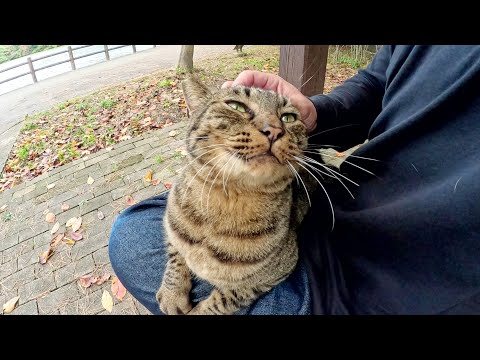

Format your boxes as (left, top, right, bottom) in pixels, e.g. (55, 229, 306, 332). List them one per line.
(156, 75, 315, 315)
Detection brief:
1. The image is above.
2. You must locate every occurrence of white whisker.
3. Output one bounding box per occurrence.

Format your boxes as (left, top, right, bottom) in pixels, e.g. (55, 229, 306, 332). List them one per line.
(295, 155, 355, 199)
(319, 152, 378, 177)
(200, 154, 227, 212)
(307, 124, 359, 140)
(287, 160, 311, 207)
(181, 152, 225, 207)
(293, 160, 336, 231)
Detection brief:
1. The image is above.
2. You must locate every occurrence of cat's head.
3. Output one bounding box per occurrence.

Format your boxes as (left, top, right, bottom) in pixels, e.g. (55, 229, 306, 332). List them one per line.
(181, 75, 307, 188)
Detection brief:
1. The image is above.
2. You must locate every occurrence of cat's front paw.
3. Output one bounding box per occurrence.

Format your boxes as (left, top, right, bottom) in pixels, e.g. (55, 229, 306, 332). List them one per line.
(156, 285, 192, 315)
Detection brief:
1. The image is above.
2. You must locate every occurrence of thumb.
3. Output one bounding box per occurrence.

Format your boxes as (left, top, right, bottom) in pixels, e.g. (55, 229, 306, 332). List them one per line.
(221, 80, 234, 89)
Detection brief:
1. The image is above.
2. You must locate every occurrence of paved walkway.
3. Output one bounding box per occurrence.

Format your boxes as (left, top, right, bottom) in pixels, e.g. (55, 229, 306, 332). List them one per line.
(0, 120, 189, 314)
(0, 45, 234, 172)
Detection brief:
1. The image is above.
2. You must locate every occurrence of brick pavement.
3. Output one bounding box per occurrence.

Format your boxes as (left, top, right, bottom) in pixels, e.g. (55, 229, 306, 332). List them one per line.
(0, 121, 188, 315)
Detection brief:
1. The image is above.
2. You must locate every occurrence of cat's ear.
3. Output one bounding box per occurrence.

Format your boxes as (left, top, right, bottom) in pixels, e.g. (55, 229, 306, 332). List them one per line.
(181, 75, 212, 116)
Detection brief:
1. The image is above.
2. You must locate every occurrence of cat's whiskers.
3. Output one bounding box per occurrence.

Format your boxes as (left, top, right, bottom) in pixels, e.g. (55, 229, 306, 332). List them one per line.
(207, 151, 240, 213)
(181, 152, 226, 207)
(307, 124, 359, 140)
(305, 144, 341, 149)
(300, 151, 361, 185)
(286, 160, 311, 207)
(318, 152, 378, 177)
(223, 151, 241, 195)
(222, 150, 240, 196)
(315, 149, 381, 162)
(200, 153, 228, 212)
(292, 155, 334, 179)
(175, 146, 226, 174)
(286, 161, 300, 186)
(291, 159, 336, 231)
(294, 155, 355, 200)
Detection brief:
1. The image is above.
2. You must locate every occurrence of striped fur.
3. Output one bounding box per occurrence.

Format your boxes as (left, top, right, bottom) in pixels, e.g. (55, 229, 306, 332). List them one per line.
(156, 76, 314, 315)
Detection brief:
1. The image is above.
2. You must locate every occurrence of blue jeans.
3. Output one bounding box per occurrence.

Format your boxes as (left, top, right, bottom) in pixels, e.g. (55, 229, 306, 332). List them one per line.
(108, 193, 312, 315)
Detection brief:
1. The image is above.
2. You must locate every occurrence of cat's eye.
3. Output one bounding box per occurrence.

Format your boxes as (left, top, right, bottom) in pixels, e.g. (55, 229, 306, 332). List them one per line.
(281, 114, 296, 123)
(226, 101, 247, 113)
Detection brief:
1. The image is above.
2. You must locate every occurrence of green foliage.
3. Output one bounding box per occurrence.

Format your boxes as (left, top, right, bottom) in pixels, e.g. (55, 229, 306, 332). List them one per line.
(0, 45, 62, 64)
(100, 99, 115, 109)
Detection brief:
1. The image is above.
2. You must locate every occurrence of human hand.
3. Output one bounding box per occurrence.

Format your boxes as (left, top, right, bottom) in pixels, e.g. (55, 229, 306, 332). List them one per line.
(222, 70, 318, 132)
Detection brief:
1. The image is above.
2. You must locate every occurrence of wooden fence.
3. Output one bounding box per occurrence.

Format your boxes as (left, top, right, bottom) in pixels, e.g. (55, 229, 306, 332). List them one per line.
(0, 45, 156, 86)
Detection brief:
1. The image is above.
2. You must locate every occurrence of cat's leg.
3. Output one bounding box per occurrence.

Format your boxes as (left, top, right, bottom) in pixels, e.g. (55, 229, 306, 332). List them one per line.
(156, 243, 193, 315)
(187, 282, 282, 315)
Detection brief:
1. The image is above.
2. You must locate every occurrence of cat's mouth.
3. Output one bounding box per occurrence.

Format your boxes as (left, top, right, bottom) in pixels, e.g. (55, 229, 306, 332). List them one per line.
(246, 151, 280, 164)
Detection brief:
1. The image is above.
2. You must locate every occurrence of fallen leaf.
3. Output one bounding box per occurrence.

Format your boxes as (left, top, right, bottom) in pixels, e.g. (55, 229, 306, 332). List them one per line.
(169, 130, 178, 137)
(111, 276, 127, 301)
(66, 217, 77, 228)
(164, 183, 172, 190)
(125, 196, 136, 205)
(39, 248, 54, 265)
(95, 273, 111, 285)
(50, 233, 64, 247)
(2, 296, 20, 314)
(43, 209, 50, 215)
(97, 211, 105, 220)
(72, 217, 82, 232)
(61, 203, 70, 211)
(101, 290, 114, 313)
(46, 183, 56, 190)
(63, 239, 75, 245)
(45, 213, 56, 223)
(79, 275, 95, 288)
(151, 178, 160, 186)
(50, 222, 60, 235)
(144, 169, 153, 182)
(0, 204, 7, 212)
(70, 232, 83, 241)
(87, 176, 95, 185)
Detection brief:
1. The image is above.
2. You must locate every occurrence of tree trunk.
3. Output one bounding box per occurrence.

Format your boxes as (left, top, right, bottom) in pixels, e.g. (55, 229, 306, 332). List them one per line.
(177, 45, 194, 72)
(279, 45, 328, 96)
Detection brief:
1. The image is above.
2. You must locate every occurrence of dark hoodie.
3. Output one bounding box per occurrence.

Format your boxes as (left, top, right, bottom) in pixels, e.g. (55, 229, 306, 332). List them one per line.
(303, 45, 480, 314)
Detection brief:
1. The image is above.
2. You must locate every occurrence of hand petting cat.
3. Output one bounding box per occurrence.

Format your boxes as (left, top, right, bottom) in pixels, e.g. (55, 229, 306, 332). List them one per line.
(222, 70, 318, 133)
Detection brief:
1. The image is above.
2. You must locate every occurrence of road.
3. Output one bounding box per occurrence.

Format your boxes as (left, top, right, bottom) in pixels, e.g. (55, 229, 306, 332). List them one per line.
(0, 45, 235, 171)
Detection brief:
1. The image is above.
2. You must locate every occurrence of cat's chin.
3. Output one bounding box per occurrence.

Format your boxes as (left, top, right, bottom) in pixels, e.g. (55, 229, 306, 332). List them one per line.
(248, 153, 280, 165)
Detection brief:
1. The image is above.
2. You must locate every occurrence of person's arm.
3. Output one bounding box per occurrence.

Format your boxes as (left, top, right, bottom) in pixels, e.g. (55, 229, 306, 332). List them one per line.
(308, 45, 392, 148)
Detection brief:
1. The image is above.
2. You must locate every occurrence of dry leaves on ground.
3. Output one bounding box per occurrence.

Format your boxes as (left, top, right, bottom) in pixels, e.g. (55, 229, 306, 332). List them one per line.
(101, 290, 114, 313)
(50, 222, 60, 234)
(78, 273, 111, 288)
(111, 276, 127, 301)
(2, 296, 20, 314)
(125, 196, 136, 206)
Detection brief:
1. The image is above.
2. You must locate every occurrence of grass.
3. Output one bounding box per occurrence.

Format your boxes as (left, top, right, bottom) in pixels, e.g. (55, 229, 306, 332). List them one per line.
(155, 155, 165, 164)
(100, 99, 115, 109)
(1, 45, 363, 192)
(20, 123, 37, 133)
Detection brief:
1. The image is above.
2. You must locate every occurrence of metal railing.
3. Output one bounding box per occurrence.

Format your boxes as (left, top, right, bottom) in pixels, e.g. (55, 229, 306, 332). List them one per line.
(0, 45, 156, 86)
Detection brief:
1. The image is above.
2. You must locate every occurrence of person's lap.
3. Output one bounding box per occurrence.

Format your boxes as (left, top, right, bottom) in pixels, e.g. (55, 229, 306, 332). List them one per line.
(108, 193, 312, 315)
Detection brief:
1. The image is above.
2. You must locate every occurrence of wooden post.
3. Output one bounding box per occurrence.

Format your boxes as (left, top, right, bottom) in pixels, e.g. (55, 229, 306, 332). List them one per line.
(68, 46, 76, 70)
(279, 45, 328, 96)
(27, 57, 37, 83)
(132, 45, 137, 53)
(104, 45, 110, 61)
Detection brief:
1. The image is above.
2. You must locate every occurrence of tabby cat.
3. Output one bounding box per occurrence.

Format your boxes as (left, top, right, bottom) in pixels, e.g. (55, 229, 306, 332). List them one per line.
(156, 75, 317, 315)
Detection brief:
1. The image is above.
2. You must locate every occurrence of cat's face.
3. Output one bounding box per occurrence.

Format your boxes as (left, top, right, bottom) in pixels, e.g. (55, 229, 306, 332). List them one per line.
(182, 76, 307, 188)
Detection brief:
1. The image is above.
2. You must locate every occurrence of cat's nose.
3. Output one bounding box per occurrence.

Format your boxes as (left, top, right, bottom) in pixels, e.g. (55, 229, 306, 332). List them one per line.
(261, 126, 284, 142)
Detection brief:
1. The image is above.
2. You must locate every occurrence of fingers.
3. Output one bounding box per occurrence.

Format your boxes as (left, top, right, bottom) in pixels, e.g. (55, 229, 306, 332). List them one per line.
(221, 80, 234, 89)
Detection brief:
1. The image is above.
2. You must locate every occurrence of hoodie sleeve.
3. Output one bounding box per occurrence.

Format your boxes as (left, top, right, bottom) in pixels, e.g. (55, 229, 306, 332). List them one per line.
(308, 45, 392, 148)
